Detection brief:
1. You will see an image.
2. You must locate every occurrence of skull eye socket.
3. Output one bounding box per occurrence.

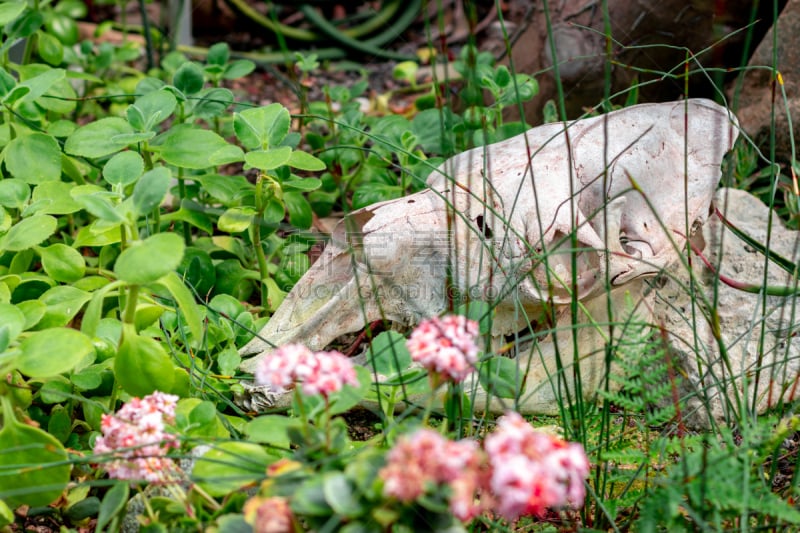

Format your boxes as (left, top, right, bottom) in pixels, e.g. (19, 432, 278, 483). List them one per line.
(475, 215, 493, 239)
(619, 233, 642, 258)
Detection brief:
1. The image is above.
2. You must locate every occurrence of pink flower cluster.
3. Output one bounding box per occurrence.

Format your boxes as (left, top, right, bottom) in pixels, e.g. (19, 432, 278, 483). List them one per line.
(254, 344, 359, 398)
(406, 315, 480, 383)
(380, 413, 590, 524)
(244, 495, 295, 533)
(93, 391, 180, 483)
(485, 411, 590, 521)
(380, 428, 485, 522)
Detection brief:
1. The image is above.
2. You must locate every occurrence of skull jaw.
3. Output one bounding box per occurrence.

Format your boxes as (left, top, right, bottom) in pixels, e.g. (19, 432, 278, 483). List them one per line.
(235, 282, 650, 414)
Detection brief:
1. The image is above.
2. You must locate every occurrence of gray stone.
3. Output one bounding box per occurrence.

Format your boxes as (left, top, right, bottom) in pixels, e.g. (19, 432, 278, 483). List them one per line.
(733, 0, 800, 161)
(654, 188, 800, 426)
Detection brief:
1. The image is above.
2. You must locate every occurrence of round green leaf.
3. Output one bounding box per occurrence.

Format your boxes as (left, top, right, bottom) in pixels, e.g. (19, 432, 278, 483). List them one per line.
(54, 0, 87, 19)
(0, 207, 9, 234)
(0, 214, 57, 251)
(95, 482, 128, 532)
(64, 496, 100, 522)
(192, 87, 233, 119)
(176, 247, 216, 296)
(217, 207, 255, 233)
(70, 365, 103, 391)
(16, 327, 94, 378)
(171, 368, 191, 396)
(368, 331, 411, 377)
(72, 222, 122, 248)
(5, 133, 62, 183)
(70, 185, 125, 223)
(17, 300, 46, 330)
(110, 131, 156, 144)
(206, 42, 230, 66)
(478, 357, 522, 400)
(0, 400, 70, 508)
(0, 303, 26, 342)
(244, 147, 292, 171)
(117, 131, 156, 146)
(128, 89, 176, 130)
(223, 59, 255, 80)
(2, 85, 29, 106)
(234, 103, 290, 150)
(284, 191, 312, 229)
(64, 117, 134, 159)
(25, 70, 73, 115)
(0, 2, 25, 26)
(45, 12, 79, 45)
(323, 472, 363, 518)
(103, 151, 144, 187)
(114, 329, 175, 396)
(172, 62, 204, 95)
(29, 180, 81, 215)
(263, 197, 285, 224)
(114, 233, 185, 285)
(39, 286, 91, 329)
(288, 150, 326, 171)
(157, 125, 230, 169)
(244, 415, 292, 449)
(291, 477, 333, 516)
(494, 65, 511, 87)
(213, 260, 254, 301)
(125, 104, 146, 131)
(40, 243, 86, 282)
(208, 144, 244, 166)
(192, 442, 274, 497)
(0, 179, 30, 209)
(188, 400, 216, 428)
(134, 304, 164, 331)
(282, 177, 322, 191)
(6, 10, 44, 41)
(36, 30, 64, 66)
(132, 167, 171, 214)
(46, 119, 76, 137)
(161, 200, 214, 235)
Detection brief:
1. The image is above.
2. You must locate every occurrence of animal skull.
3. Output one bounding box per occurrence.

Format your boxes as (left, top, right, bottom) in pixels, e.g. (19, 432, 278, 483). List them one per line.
(238, 99, 739, 412)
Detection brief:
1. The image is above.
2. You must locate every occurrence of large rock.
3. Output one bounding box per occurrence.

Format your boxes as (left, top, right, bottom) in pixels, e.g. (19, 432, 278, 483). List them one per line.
(504, 0, 776, 124)
(732, 0, 800, 160)
(655, 188, 800, 426)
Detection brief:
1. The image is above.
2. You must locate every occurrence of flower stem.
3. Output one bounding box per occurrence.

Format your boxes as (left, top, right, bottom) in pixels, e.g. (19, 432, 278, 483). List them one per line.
(252, 173, 271, 309)
(123, 285, 140, 325)
(177, 168, 191, 246)
(293, 389, 312, 443)
(164, 483, 194, 518)
(190, 482, 222, 511)
(421, 374, 441, 427)
(323, 396, 331, 451)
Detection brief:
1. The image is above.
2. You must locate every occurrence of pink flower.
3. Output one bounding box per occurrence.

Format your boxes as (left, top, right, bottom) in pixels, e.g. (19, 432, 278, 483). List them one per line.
(93, 392, 181, 483)
(406, 315, 480, 383)
(484, 411, 590, 521)
(380, 428, 484, 522)
(254, 344, 359, 399)
(244, 496, 295, 533)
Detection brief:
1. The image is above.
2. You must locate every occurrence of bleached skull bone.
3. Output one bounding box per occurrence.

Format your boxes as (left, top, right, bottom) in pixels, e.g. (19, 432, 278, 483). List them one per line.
(238, 99, 739, 413)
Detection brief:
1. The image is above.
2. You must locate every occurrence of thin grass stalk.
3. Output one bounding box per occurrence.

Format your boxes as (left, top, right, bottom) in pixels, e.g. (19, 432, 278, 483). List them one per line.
(748, 0, 780, 426)
(540, 0, 580, 441)
(594, 0, 619, 526)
